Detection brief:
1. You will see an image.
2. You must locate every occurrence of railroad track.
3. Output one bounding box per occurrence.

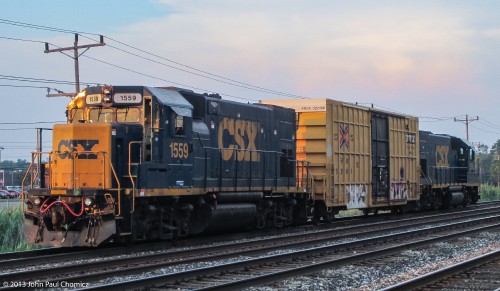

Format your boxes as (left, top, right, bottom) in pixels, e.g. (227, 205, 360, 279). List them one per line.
(1, 200, 498, 264)
(383, 248, 500, 291)
(1, 205, 498, 273)
(1, 205, 499, 290)
(1, 200, 497, 264)
(81, 217, 500, 290)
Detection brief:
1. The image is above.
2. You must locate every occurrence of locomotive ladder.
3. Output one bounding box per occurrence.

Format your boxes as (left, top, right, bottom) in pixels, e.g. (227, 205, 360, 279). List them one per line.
(127, 141, 142, 214)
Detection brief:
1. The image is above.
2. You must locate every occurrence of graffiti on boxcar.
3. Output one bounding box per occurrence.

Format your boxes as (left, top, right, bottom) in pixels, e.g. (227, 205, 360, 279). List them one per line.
(390, 181, 408, 200)
(346, 184, 367, 209)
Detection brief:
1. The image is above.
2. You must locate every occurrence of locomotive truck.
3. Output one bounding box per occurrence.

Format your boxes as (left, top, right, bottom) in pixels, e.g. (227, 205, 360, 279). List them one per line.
(23, 86, 480, 247)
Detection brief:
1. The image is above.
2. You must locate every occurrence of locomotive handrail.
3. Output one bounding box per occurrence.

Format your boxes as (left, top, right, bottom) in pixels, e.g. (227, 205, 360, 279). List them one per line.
(294, 160, 314, 192)
(128, 141, 142, 214)
(21, 157, 36, 214)
(23, 151, 52, 213)
(420, 167, 433, 185)
(24, 151, 51, 188)
(430, 166, 468, 169)
(200, 146, 284, 155)
(104, 151, 122, 217)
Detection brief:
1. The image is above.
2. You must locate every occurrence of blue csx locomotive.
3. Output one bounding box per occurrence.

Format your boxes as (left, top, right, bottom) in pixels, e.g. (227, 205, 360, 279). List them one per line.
(23, 86, 480, 247)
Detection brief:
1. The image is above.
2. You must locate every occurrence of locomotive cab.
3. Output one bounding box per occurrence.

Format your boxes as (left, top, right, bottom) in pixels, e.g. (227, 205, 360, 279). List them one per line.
(137, 87, 194, 190)
(23, 86, 194, 246)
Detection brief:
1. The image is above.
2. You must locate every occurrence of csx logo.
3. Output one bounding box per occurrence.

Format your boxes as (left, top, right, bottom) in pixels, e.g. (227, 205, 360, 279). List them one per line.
(436, 145, 449, 168)
(57, 140, 99, 159)
(217, 118, 260, 162)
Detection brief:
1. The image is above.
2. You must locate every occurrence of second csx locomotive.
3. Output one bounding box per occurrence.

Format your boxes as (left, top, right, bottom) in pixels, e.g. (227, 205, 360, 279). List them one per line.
(23, 86, 480, 247)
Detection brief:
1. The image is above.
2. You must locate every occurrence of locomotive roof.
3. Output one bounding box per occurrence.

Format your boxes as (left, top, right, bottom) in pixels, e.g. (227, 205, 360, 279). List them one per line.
(146, 87, 193, 117)
(81, 86, 194, 117)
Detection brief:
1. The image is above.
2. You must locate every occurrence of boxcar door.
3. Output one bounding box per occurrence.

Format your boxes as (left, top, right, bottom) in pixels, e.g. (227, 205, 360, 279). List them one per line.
(371, 113, 390, 202)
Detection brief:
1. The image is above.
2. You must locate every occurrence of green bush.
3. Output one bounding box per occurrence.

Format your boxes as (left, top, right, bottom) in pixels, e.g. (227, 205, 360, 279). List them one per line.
(0, 207, 36, 253)
(480, 184, 500, 202)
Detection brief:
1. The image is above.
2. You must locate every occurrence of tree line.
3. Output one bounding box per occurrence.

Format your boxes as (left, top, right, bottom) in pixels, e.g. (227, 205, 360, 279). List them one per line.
(0, 159, 30, 187)
(477, 139, 500, 186)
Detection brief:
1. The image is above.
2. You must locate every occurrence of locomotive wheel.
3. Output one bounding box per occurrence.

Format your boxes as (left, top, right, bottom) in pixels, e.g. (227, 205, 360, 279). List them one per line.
(323, 209, 335, 223)
(463, 189, 471, 207)
(312, 212, 321, 225)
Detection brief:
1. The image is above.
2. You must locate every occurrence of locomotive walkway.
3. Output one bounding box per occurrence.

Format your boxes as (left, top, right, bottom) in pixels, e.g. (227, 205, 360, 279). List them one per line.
(0, 203, 499, 290)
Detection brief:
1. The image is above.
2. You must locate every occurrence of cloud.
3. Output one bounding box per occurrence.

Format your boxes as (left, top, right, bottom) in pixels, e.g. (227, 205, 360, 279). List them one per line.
(108, 1, 478, 99)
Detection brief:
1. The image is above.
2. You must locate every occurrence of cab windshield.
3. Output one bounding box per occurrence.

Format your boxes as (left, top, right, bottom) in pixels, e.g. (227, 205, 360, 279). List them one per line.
(89, 108, 114, 123)
(69, 106, 142, 124)
(117, 108, 140, 123)
(68, 108, 84, 123)
(83, 107, 141, 124)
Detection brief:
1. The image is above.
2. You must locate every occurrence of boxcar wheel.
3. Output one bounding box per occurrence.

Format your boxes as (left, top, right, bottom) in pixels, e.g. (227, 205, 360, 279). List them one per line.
(323, 209, 335, 223)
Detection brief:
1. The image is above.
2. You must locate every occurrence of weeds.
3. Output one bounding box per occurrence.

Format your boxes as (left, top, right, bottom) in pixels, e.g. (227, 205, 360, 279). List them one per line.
(480, 184, 500, 202)
(0, 206, 36, 253)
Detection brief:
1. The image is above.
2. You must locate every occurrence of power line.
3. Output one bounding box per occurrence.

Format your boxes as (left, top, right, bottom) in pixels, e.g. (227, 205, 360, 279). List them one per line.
(0, 73, 98, 86)
(82, 54, 258, 101)
(84, 34, 308, 99)
(44, 33, 105, 93)
(0, 141, 51, 145)
(0, 121, 63, 125)
(478, 118, 500, 131)
(0, 18, 90, 35)
(469, 124, 500, 135)
(0, 128, 44, 131)
(0, 18, 309, 99)
(0, 84, 53, 90)
(1, 34, 257, 101)
(0, 146, 43, 149)
(0, 35, 45, 44)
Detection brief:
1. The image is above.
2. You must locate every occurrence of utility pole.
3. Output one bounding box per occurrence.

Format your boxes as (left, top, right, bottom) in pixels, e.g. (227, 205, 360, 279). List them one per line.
(44, 33, 105, 96)
(454, 115, 479, 141)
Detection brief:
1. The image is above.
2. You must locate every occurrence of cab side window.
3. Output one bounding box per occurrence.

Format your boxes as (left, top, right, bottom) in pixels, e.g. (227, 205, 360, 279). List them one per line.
(174, 115, 185, 135)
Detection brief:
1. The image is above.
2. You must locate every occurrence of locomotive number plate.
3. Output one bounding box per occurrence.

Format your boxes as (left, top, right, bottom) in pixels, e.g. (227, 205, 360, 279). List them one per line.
(113, 93, 142, 104)
(86, 94, 102, 104)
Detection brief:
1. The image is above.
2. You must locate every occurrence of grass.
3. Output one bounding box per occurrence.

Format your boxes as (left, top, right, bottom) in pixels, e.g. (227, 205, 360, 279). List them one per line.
(0, 206, 36, 253)
(337, 209, 364, 217)
(479, 184, 500, 202)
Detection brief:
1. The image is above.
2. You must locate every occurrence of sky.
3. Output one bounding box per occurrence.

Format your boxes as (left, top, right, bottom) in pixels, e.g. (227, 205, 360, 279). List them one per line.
(0, 0, 500, 161)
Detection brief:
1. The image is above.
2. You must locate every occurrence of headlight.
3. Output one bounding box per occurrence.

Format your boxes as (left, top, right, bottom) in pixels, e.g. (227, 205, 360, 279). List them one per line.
(84, 197, 94, 207)
(33, 197, 42, 206)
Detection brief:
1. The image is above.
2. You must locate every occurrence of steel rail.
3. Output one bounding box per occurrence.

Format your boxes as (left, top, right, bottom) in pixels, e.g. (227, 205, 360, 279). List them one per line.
(2, 203, 498, 270)
(381, 248, 500, 291)
(1, 208, 499, 285)
(73, 217, 500, 290)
